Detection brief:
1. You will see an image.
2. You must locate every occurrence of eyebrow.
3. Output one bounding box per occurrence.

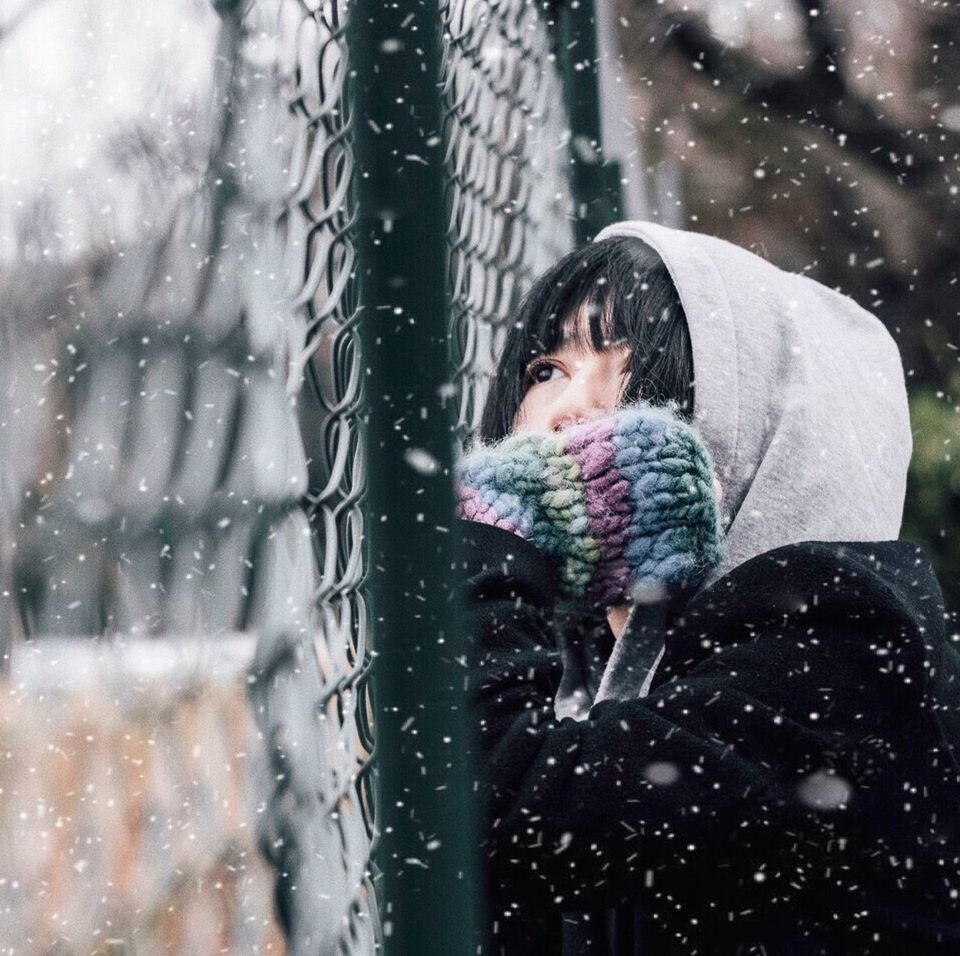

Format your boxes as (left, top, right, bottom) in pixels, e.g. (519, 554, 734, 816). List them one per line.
(552, 338, 630, 355)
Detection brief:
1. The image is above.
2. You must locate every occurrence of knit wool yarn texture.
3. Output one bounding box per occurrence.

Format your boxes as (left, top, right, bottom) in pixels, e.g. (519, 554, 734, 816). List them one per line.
(456, 403, 725, 607)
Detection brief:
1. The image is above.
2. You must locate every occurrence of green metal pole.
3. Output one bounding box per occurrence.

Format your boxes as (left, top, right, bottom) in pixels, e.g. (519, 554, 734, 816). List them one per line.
(557, 0, 625, 245)
(348, 2, 481, 954)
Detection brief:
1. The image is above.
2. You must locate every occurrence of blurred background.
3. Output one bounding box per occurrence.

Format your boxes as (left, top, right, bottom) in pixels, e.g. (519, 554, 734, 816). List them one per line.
(0, 0, 958, 950)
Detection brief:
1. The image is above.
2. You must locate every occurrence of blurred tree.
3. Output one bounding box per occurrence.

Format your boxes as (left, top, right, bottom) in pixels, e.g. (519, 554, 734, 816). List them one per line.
(616, 0, 960, 384)
(615, 0, 960, 609)
(904, 379, 960, 616)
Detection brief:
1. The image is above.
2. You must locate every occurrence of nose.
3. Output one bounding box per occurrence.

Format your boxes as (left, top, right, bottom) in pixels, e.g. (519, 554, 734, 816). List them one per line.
(547, 374, 614, 432)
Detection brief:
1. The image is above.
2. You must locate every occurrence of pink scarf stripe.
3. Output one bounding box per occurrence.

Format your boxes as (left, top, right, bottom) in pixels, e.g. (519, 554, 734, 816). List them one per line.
(456, 484, 521, 535)
(565, 421, 634, 598)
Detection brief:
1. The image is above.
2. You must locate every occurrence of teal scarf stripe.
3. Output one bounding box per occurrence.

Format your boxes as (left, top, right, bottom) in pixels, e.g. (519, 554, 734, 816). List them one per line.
(528, 433, 600, 600)
(458, 433, 600, 598)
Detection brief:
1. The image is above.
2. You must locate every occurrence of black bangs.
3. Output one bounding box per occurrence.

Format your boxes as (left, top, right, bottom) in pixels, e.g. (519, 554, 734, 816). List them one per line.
(478, 235, 695, 442)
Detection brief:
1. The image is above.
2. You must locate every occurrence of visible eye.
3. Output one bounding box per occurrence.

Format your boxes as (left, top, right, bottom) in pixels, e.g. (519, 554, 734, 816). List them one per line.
(524, 359, 563, 387)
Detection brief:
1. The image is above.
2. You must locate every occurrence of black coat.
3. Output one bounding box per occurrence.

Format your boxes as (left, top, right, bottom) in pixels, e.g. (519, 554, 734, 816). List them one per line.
(461, 519, 960, 954)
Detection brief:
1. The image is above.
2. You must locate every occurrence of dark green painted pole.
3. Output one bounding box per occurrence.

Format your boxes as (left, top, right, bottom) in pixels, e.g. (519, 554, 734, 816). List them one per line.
(348, 2, 481, 954)
(557, 0, 625, 245)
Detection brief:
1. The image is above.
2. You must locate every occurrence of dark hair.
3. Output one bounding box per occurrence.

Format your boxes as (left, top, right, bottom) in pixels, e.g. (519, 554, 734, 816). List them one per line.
(478, 236, 694, 442)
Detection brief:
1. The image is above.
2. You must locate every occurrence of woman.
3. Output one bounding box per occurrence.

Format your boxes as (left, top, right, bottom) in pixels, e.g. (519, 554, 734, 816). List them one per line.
(454, 220, 960, 954)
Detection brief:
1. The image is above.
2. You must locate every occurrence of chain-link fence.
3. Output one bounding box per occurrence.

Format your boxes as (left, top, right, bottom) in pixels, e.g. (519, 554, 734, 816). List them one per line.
(442, 0, 576, 437)
(2, 0, 313, 947)
(1, 0, 652, 950)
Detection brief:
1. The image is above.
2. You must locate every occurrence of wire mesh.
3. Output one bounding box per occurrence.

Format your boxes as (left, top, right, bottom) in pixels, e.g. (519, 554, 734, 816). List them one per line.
(3, 0, 590, 950)
(440, 0, 576, 439)
(257, 0, 381, 951)
(11, 0, 313, 642)
(268, 0, 578, 949)
(2, 0, 313, 947)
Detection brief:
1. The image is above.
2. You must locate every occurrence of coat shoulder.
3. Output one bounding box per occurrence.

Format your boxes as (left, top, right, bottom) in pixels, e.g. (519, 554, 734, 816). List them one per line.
(684, 538, 944, 637)
(659, 539, 948, 693)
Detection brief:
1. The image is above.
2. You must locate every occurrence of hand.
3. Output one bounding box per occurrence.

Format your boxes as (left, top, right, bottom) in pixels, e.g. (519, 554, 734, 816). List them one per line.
(456, 402, 724, 609)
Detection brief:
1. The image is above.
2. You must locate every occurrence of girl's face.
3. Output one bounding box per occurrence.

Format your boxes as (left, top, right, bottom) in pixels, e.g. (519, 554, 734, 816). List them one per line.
(511, 305, 632, 434)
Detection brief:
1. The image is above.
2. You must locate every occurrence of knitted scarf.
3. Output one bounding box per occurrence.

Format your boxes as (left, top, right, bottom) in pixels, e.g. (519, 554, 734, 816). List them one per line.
(456, 402, 724, 610)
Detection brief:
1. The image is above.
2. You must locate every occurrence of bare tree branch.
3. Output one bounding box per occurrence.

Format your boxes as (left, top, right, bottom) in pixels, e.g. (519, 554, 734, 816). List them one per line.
(790, 0, 842, 74)
(637, 2, 950, 185)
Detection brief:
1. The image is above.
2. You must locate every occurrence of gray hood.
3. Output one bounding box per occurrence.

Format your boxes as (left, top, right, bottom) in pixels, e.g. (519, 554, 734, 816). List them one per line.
(594, 219, 913, 591)
(554, 220, 914, 721)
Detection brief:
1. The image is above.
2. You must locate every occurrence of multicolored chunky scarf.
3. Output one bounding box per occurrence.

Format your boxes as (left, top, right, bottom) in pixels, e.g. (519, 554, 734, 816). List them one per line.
(456, 402, 725, 609)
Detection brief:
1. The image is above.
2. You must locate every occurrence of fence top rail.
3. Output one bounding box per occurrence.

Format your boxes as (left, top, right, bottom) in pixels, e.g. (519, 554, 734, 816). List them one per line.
(8, 634, 258, 691)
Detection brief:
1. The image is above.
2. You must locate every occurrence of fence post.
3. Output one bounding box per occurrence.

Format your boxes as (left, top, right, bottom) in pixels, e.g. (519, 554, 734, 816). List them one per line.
(348, 2, 481, 953)
(557, 0, 625, 244)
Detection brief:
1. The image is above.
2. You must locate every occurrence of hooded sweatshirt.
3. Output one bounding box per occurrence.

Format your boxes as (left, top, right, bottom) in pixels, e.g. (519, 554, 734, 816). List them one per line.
(562, 219, 916, 715)
(460, 220, 960, 954)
